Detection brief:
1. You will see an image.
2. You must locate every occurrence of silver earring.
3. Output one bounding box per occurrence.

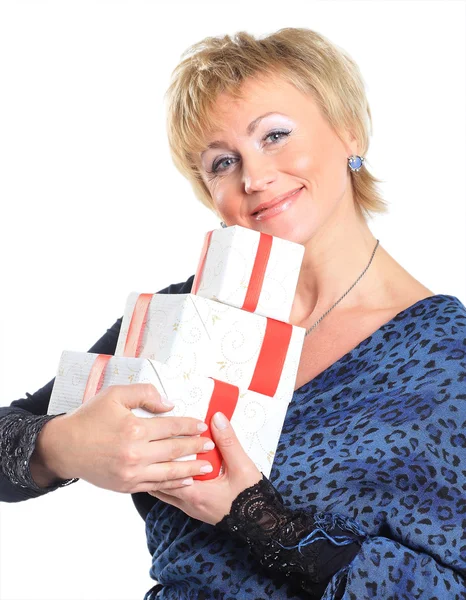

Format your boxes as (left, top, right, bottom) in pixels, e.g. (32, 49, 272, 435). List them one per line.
(348, 155, 365, 172)
(220, 221, 227, 228)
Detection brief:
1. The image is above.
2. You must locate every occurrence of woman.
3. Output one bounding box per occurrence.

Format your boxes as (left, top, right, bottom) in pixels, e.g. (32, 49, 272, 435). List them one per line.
(1, 28, 465, 599)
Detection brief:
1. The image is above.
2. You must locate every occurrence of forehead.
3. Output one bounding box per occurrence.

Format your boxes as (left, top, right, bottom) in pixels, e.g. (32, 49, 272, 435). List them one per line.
(206, 74, 317, 133)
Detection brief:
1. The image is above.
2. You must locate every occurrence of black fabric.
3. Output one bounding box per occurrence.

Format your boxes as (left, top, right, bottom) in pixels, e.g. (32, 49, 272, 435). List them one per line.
(0, 274, 194, 520)
(215, 473, 364, 599)
(0, 412, 78, 495)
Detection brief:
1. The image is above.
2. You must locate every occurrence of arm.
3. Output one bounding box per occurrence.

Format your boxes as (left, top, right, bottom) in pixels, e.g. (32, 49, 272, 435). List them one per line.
(216, 474, 365, 599)
(0, 316, 122, 502)
(216, 475, 466, 600)
(0, 274, 196, 504)
(0, 410, 77, 498)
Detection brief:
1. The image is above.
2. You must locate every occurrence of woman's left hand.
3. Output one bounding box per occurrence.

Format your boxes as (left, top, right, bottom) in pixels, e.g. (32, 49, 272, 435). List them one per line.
(149, 411, 263, 525)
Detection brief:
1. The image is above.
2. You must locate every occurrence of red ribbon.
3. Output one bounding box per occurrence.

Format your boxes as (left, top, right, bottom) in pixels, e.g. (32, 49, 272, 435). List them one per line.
(123, 293, 153, 357)
(248, 318, 293, 397)
(82, 354, 112, 403)
(193, 378, 240, 481)
(242, 233, 273, 312)
(81, 356, 283, 482)
(191, 231, 214, 295)
(191, 230, 273, 313)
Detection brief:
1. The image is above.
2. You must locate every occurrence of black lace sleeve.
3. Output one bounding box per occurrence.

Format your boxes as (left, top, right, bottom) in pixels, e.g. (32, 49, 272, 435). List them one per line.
(0, 412, 79, 495)
(216, 474, 366, 599)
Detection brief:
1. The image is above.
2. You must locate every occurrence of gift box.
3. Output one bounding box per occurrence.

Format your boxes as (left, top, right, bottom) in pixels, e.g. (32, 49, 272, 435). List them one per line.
(191, 225, 304, 322)
(115, 292, 305, 402)
(47, 350, 291, 479)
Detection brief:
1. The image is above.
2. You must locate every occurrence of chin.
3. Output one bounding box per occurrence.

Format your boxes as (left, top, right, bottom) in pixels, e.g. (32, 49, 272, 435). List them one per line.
(245, 193, 313, 242)
(249, 217, 308, 245)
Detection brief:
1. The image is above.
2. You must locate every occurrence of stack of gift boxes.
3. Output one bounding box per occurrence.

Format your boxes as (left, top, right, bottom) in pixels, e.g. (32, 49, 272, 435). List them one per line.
(47, 225, 305, 480)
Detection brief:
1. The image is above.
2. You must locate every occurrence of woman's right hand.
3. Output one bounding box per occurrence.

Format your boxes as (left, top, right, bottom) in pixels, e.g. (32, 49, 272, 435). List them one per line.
(35, 383, 214, 494)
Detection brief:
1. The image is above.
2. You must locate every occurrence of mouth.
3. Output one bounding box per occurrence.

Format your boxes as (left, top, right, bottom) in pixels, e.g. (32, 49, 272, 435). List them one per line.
(251, 186, 304, 218)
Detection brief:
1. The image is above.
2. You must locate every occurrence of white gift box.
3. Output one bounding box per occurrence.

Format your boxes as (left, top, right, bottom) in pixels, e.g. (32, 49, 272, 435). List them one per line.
(47, 350, 291, 479)
(191, 225, 304, 322)
(115, 292, 305, 402)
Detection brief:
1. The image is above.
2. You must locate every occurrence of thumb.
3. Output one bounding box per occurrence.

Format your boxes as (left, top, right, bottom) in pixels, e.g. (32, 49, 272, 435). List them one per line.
(210, 412, 248, 471)
(115, 383, 175, 415)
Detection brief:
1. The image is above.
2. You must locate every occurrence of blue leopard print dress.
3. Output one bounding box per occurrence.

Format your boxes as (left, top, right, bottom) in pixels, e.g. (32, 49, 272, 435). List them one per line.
(145, 294, 466, 599)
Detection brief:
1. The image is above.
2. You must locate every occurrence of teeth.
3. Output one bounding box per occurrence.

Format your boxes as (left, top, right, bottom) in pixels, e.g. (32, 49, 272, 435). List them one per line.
(254, 205, 270, 216)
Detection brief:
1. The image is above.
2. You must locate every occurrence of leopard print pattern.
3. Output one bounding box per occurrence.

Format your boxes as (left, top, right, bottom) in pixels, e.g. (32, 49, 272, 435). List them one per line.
(145, 294, 466, 599)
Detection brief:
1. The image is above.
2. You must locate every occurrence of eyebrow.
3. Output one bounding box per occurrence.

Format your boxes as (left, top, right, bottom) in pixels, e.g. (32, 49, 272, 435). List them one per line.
(200, 111, 288, 157)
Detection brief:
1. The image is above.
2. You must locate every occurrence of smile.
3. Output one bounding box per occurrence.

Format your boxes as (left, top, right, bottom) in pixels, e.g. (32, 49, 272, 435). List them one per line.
(252, 187, 304, 221)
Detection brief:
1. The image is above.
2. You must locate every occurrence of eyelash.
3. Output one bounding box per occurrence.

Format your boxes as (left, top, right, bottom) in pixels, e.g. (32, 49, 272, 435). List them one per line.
(206, 129, 292, 178)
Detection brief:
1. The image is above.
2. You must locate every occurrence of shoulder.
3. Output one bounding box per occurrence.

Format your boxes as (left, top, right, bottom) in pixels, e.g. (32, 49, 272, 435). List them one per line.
(358, 294, 466, 390)
(398, 293, 466, 330)
(393, 293, 466, 377)
(423, 293, 466, 353)
(431, 294, 466, 322)
(157, 274, 195, 295)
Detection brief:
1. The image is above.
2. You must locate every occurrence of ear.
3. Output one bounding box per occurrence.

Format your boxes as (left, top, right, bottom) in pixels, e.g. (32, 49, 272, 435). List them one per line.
(340, 127, 359, 157)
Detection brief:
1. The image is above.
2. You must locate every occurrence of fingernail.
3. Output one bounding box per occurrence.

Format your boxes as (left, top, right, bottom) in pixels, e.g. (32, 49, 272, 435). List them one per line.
(161, 394, 175, 408)
(213, 412, 228, 430)
(181, 478, 193, 486)
(203, 440, 215, 451)
(197, 422, 208, 432)
(200, 464, 213, 473)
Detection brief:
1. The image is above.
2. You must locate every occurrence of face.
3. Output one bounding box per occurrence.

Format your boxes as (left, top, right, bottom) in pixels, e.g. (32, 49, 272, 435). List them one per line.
(197, 74, 358, 244)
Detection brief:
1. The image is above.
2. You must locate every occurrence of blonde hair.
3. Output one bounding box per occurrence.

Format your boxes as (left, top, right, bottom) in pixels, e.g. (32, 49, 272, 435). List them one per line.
(165, 28, 388, 222)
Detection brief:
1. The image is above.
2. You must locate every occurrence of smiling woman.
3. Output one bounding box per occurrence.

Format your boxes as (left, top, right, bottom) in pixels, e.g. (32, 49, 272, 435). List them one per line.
(195, 75, 364, 243)
(138, 27, 466, 600)
(1, 25, 465, 600)
(165, 29, 387, 225)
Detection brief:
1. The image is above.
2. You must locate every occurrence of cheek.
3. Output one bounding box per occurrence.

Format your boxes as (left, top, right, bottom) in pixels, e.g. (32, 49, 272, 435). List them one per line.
(211, 183, 238, 217)
(284, 139, 319, 176)
(306, 143, 348, 193)
(292, 153, 313, 173)
(287, 149, 322, 185)
(320, 137, 349, 187)
(213, 185, 228, 209)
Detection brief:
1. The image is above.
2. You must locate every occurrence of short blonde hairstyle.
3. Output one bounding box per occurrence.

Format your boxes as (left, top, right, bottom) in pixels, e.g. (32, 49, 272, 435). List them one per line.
(165, 28, 388, 222)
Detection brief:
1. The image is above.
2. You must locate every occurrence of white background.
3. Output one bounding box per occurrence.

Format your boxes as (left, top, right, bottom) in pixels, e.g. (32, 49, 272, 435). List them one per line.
(0, 1, 465, 599)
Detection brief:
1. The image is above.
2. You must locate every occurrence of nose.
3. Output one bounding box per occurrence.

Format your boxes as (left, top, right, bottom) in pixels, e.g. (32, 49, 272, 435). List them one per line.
(242, 154, 277, 194)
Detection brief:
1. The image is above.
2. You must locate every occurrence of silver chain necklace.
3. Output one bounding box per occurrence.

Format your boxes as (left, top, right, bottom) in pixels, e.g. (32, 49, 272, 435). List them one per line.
(304, 238, 380, 337)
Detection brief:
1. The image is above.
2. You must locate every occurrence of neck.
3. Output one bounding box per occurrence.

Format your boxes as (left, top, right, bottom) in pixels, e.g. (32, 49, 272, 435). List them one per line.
(289, 200, 396, 328)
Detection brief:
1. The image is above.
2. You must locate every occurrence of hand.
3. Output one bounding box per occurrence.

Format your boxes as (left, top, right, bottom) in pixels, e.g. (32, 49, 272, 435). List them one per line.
(149, 411, 263, 525)
(38, 383, 215, 494)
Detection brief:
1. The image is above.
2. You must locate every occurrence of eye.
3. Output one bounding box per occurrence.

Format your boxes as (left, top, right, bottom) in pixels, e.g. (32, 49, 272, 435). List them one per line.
(205, 128, 292, 179)
(264, 129, 292, 144)
(210, 156, 237, 176)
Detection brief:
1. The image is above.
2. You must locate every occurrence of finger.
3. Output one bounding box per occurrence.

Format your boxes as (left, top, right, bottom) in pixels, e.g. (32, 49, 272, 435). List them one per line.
(140, 435, 215, 465)
(151, 483, 193, 500)
(151, 490, 184, 510)
(108, 383, 174, 414)
(130, 460, 213, 493)
(152, 476, 195, 491)
(145, 416, 209, 441)
(210, 412, 248, 471)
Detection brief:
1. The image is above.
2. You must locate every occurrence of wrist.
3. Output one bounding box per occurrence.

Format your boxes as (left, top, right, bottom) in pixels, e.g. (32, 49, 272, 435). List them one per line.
(30, 414, 77, 486)
(216, 474, 292, 540)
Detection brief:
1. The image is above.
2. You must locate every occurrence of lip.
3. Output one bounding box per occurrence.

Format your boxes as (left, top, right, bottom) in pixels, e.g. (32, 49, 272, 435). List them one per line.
(251, 186, 304, 221)
(250, 186, 304, 216)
